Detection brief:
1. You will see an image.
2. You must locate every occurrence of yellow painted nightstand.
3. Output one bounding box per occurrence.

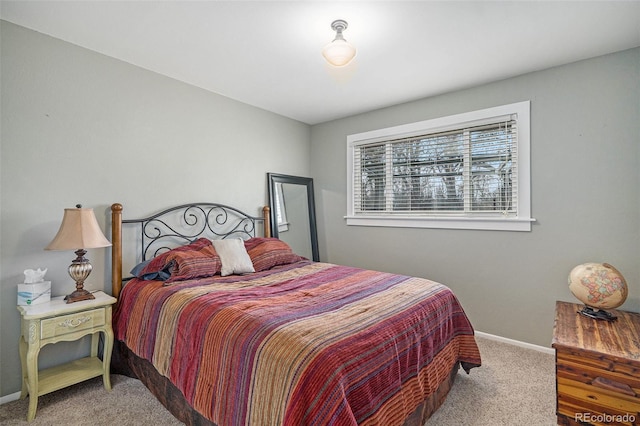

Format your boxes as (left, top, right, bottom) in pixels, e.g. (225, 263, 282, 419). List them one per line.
(17, 291, 116, 421)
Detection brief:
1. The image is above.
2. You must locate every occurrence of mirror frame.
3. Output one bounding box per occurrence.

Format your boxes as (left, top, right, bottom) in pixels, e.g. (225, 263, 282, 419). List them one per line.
(267, 173, 319, 262)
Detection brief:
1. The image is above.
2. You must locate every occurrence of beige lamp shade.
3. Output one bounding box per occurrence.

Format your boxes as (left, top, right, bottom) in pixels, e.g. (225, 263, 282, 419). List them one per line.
(45, 206, 111, 251)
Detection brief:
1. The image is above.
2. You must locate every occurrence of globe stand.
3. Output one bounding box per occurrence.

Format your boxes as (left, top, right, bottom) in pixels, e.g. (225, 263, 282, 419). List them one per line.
(578, 306, 617, 321)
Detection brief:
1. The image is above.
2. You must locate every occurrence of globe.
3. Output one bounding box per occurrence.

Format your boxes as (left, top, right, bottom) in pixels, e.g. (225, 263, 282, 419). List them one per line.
(568, 263, 628, 320)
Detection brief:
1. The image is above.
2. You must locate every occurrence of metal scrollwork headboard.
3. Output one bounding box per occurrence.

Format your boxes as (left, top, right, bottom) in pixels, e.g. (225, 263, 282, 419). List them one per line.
(111, 203, 271, 298)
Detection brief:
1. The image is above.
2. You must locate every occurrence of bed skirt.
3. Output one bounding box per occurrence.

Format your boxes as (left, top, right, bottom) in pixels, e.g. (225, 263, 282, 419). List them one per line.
(112, 340, 462, 426)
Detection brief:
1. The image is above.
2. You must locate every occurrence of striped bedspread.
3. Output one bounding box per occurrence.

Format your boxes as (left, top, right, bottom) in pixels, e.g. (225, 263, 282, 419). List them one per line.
(114, 261, 481, 426)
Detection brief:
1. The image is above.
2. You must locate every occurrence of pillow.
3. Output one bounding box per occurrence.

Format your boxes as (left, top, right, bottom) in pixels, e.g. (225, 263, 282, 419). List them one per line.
(164, 244, 221, 283)
(133, 238, 215, 281)
(211, 238, 255, 276)
(130, 259, 172, 281)
(244, 237, 307, 272)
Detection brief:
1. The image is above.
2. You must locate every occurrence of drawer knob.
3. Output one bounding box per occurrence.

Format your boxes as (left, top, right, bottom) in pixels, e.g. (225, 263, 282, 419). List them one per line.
(58, 316, 91, 328)
(592, 376, 636, 397)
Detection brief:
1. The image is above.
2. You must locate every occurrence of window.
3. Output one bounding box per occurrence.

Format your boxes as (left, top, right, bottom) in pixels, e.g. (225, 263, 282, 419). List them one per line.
(347, 101, 533, 231)
(273, 182, 290, 233)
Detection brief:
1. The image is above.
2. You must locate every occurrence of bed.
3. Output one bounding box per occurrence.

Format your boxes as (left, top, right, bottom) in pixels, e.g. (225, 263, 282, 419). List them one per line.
(109, 202, 481, 426)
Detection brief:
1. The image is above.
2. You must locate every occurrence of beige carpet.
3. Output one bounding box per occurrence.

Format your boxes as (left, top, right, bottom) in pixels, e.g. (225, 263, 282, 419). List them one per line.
(0, 336, 556, 425)
(425, 336, 556, 425)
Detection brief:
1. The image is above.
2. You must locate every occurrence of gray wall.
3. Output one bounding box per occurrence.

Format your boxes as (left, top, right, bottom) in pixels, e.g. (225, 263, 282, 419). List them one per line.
(2, 18, 638, 400)
(310, 47, 640, 348)
(0, 21, 310, 397)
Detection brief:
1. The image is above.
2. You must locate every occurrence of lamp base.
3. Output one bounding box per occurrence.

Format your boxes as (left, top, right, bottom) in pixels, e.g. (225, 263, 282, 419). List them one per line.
(65, 288, 95, 304)
(65, 248, 95, 303)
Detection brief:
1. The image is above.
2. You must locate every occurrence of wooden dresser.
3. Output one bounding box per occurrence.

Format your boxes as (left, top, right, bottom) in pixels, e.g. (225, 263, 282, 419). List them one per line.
(552, 301, 640, 425)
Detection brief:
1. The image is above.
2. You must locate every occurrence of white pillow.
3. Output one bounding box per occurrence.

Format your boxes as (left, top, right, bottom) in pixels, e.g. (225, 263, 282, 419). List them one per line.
(211, 238, 255, 276)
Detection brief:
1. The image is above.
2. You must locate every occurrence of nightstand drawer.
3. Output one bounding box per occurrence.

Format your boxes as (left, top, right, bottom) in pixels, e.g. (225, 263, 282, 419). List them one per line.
(41, 308, 106, 339)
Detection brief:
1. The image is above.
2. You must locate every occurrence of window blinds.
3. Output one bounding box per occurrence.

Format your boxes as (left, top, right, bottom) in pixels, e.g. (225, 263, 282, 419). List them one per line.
(353, 119, 518, 215)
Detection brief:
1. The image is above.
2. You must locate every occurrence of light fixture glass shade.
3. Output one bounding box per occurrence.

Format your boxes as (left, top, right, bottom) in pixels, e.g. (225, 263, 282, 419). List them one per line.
(45, 205, 111, 303)
(322, 39, 356, 67)
(322, 19, 356, 67)
(45, 207, 111, 251)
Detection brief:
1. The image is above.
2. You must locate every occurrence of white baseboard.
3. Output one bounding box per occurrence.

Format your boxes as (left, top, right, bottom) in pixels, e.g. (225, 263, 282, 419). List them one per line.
(0, 391, 21, 405)
(475, 331, 555, 355)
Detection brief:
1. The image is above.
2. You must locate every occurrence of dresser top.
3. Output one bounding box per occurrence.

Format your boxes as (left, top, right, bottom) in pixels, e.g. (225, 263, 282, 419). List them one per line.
(552, 301, 640, 362)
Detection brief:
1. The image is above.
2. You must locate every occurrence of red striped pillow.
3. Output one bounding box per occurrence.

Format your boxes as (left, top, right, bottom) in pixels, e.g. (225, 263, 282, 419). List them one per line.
(165, 244, 221, 283)
(244, 237, 306, 272)
(136, 238, 220, 281)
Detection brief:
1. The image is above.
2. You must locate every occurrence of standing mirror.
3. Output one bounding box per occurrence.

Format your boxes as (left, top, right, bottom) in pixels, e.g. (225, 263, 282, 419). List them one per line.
(267, 173, 319, 261)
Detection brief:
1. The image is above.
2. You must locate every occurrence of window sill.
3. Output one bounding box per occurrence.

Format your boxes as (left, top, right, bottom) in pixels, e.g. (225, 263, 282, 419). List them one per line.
(344, 215, 535, 232)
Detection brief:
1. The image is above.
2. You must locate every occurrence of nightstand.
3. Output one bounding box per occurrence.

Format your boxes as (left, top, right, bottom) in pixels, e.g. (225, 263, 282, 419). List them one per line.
(552, 301, 640, 425)
(17, 291, 117, 421)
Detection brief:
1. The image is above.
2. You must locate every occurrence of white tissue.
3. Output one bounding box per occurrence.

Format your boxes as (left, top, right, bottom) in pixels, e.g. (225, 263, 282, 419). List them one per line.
(23, 268, 48, 284)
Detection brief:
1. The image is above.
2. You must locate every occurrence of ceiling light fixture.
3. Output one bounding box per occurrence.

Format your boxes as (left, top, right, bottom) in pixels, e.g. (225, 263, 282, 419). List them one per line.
(322, 19, 356, 67)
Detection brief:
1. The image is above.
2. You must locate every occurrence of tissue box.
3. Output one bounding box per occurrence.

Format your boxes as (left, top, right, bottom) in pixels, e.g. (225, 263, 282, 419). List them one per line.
(17, 281, 51, 306)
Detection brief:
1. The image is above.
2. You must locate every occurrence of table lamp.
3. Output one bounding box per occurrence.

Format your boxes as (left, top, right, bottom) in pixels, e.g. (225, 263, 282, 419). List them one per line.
(45, 205, 112, 303)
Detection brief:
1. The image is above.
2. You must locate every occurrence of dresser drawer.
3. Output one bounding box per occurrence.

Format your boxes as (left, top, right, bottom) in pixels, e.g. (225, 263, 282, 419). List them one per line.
(556, 348, 640, 423)
(41, 308, 106, 339)
(557, 350, 640, 394)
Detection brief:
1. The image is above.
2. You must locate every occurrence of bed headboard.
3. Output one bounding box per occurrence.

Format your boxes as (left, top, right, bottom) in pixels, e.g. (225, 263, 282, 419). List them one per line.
(111, 203, 271, 298)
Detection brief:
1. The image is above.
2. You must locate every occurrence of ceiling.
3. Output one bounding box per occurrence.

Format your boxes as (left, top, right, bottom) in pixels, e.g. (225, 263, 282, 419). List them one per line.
(2, 1, 639, 125)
